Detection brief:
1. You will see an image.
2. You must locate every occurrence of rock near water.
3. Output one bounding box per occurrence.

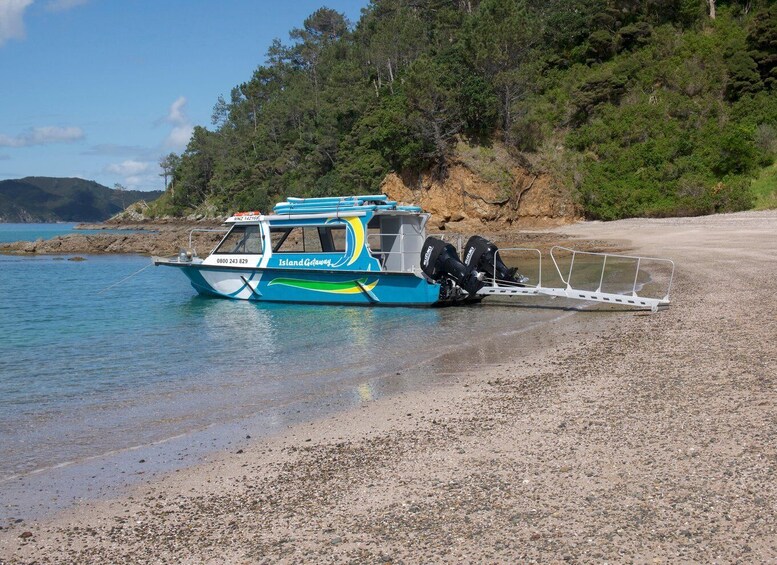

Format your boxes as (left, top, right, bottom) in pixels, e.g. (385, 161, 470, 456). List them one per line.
(0, 223, 225, 257)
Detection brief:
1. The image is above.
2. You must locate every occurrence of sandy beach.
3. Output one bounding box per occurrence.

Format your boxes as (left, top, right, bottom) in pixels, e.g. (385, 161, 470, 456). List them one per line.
(1, 211, 775, 563)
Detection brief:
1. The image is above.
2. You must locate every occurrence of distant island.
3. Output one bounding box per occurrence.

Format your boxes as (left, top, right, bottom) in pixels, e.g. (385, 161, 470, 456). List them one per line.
(0, 177, 162, 223)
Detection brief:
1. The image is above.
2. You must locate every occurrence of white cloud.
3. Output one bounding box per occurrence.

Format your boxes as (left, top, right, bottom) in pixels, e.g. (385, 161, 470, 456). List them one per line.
(45, 0, 88, 12)
(0, 125, 85, 147)
(0, 0, 34, 47)
(104, 160, 162, 190)
(166, 96, 187, 125)
(166, 124, 194, 148)
(163, 96, 194, 150)
(120, 172, 162, 191)
(105, 160, 150, 176)
(0, 0, 88, 48)
(124, 175, 155, 189)
(100, 97, 198, 190)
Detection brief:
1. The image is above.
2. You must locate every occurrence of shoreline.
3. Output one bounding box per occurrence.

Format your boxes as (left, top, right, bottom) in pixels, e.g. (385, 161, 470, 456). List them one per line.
(0, 299, 584, 524)
(0, 218, 622, 257)
(2, 302, 614, 562)
(1, 211, 775, 562)
(0, 221, 225, 257)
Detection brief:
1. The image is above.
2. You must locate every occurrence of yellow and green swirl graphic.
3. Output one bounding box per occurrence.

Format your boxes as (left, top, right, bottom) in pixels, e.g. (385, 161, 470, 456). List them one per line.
(268, 277, 378, 295)
(325, 216, 365, 268)
(344, 216, 364, 266)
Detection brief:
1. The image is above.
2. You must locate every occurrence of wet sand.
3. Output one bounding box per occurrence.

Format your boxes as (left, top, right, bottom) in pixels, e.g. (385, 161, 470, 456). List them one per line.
(1, 211, 775, 563)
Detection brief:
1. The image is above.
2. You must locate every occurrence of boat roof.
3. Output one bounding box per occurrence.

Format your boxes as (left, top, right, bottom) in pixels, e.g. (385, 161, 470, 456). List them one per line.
(225, 194, 423, 224)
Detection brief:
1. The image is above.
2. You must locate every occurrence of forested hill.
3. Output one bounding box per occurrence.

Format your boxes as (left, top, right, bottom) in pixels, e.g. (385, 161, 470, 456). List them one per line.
(151, 0, 777, 221)
(0, 177, 162, 222)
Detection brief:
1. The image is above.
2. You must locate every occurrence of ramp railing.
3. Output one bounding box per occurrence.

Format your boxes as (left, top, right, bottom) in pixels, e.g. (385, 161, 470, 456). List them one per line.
(479, 246, 674, 312)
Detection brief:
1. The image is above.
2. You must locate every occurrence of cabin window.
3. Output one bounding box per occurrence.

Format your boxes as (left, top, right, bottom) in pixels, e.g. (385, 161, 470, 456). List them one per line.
(214, 225, 263, 254)
(319, 226, 347, 252)
(303, 227, 323, 253)
(367, 217, 384, 252)
(270, 228, 292, 252)
(271, 225, 347, 254)
(270, 227, 306, 252)
(367, 227, 382, 251)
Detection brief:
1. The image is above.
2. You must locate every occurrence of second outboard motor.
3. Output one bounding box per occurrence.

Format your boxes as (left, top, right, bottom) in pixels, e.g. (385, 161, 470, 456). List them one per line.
(420, 237, 484, 296)
(463, 235, 529, 284)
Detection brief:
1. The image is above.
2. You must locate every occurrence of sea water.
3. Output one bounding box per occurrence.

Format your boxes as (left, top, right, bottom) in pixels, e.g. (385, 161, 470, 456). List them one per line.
(0, 225, 575, 518)
(0, 223, 82, 243)
(0, 223, 132, 243)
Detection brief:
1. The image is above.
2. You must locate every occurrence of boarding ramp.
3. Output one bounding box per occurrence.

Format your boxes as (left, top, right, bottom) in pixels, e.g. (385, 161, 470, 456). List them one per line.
(476, 246, 674, 312)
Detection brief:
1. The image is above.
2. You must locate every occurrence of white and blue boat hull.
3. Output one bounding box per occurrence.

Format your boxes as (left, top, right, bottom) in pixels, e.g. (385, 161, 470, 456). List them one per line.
(176, 264, 443, 306)
(156, 195, 458, 307)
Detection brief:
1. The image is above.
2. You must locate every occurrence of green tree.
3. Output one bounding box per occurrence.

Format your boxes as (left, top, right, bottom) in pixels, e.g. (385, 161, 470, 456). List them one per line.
(158, 152, 181, 194)
(176, 126, 218, 207)
(404, 56, 465, 175)
(113, 183, 126, 209)
(358, 1, 428, 95)
(289, 8, 349, 109)
(465, 0, 540, 143)
(157, 0, 777, 220)
(748, 4, 777, 89)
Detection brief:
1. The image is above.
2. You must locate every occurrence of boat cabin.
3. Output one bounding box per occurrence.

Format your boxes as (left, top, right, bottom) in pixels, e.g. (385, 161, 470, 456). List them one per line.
(207, 195, 429, 274)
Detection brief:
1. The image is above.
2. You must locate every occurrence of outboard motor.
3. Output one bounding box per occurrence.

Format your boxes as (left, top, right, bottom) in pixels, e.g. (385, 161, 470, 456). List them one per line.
(420, 237, 484, 297)
(463, 235, 529, 284)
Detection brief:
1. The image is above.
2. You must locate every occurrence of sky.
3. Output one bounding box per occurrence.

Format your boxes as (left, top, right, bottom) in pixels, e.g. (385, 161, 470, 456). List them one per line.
(0, 0, 368, 191)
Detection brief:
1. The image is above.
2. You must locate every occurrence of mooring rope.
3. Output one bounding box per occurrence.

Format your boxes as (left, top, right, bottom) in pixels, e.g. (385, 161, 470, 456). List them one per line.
(97, 263, 153, 295)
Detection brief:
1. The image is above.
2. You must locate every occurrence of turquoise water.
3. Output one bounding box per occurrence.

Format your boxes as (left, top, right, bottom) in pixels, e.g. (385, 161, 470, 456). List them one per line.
(0, 223, 81, 242)
(0, 222, 135, 243)
(1, 254, 434, 477)
(0, 224, 574, 519)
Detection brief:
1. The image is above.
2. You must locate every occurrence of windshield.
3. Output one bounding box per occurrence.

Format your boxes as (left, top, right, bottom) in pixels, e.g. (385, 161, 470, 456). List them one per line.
(214, 225, 263, 254)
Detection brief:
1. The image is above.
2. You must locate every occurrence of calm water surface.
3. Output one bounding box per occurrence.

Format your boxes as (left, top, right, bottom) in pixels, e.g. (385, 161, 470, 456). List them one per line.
(0, 224, 577, 519)
(0, 222, 136, 243)
(0, 259, 567, 474)
(0, 223, 81, 242)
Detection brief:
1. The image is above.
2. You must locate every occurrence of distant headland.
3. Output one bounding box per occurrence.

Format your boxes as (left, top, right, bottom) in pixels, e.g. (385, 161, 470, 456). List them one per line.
(0, 177, 162, 223)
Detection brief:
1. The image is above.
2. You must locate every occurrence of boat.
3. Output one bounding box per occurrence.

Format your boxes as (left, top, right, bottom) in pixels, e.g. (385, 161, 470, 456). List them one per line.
(154, 194, 673, 310)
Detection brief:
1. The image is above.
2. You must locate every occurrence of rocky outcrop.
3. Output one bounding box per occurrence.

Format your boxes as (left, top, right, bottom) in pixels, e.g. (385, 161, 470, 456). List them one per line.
(107, 200, 151, 223)
(105, 200, 225, 224)
(381, 143, 579, 232)
(0, 224, 226, 257)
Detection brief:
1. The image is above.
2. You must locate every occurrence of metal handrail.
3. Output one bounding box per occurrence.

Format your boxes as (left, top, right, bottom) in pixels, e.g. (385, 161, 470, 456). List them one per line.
(366, 232, 418, 273)
(428, 233, 463, 254)
(549, 246, 675, 301)
(492, 248, 543, 287)
(483, 246, 674, 311)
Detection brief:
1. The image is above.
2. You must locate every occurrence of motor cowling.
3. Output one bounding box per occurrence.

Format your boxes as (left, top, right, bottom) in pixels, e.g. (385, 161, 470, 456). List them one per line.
(420, 237, 484, 296)
(462, 235, 528, 284)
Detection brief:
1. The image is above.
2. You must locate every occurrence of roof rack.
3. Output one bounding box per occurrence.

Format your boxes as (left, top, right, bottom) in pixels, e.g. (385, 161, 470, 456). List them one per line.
(272, 194, 421, 215)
